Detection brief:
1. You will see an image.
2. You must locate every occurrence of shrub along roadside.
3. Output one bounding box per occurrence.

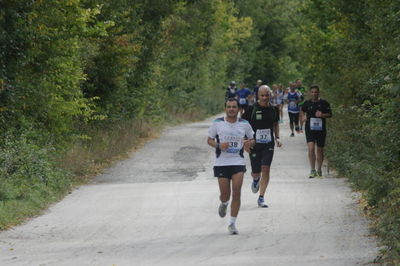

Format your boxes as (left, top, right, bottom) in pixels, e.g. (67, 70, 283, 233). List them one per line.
(0, 132, 71, 230)
(298, 0, 400, 263)
(326, 102, 400, 264)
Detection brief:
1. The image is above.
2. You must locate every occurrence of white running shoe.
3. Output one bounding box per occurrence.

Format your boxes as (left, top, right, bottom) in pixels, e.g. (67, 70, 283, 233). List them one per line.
(257, 197, 269, 208)
(218, 203, 227, 218)
(228, 223, 239, 235)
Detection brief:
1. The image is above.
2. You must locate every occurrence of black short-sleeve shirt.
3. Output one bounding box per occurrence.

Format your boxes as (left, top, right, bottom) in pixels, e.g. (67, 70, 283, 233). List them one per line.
(301, 99, 332, 132)
(242, 103, 279, 149)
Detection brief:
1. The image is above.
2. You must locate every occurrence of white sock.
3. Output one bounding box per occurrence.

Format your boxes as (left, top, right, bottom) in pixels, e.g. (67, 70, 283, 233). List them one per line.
(230, 216, 237, 225)
(221, 200, 229, 206)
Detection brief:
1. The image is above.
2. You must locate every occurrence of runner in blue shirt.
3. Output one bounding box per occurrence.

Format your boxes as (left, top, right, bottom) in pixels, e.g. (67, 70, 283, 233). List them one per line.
(284, 83, 302, 137)
(236, 82, 252, 116)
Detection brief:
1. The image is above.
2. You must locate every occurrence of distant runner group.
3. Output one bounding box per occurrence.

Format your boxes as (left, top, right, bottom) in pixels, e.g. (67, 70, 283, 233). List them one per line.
(209, 79, 332, 234)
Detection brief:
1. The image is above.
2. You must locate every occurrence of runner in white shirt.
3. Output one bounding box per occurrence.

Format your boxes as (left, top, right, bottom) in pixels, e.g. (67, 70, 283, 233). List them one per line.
(207, 98, 254, 235)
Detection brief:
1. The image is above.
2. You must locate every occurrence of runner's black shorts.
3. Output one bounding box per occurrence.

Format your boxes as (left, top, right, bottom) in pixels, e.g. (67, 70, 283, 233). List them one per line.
(249, 146, 274, 173)
(305, 128, 327, 147)
(213, 165, 246, 179)
(288, 112, 299, 125)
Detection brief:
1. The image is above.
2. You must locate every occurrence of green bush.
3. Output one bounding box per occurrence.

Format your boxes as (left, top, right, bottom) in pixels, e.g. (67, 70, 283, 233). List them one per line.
(0, 132, 71, 229)
(299, 0, 400, 262)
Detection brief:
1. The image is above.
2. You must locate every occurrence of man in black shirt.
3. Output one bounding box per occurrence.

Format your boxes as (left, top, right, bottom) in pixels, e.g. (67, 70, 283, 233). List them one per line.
(242, 85, 282, 208)
(225, 81, 237, 100)
(301, 85, 332, 178)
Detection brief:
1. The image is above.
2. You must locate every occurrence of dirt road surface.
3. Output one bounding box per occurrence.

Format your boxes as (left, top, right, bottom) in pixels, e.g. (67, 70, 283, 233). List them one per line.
(0, 112, 379, 266)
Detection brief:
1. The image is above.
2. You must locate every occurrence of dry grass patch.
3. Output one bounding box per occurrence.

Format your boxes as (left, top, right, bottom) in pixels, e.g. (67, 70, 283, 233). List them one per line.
(60, 119, 160, 183)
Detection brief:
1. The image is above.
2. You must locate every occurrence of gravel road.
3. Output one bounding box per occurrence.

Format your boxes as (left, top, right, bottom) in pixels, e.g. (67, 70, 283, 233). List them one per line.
(0, 112, 379, 266)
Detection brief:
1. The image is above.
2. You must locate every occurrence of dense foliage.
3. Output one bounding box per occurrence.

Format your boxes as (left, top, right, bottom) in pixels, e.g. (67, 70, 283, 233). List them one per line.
(0, 0, 398, 263)
(298, 0, 400, 263)
(0, 0, 299, 228)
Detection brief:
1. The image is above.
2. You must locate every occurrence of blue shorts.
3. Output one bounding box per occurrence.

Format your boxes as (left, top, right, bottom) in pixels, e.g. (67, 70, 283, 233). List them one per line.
(213, 165, 246, 179)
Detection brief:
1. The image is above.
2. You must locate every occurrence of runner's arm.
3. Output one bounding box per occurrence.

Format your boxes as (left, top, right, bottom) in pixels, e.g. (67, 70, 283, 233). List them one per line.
(273, 122, 282, 147)
(207, 137, 229, 150)
(316, 103, 332, 118)
(316, 112, 332, 118)
(283, 93, 288, 103)
(246, 90, 252, 101)
(300, 110, 306, 124)
(243, 139, 255, 153)
(207, 137, 218, 149)
(244, 124, 255, 152)
(322, 102, 332, 118)
(207, 124, 221, 149)
(241, 105, 253, 121)
(296, 91, 303, 103)
(300, 104, 306, 123)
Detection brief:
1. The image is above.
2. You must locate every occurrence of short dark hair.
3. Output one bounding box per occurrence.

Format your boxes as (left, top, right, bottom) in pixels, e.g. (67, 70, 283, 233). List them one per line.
(310, 85, 320, 91)
(225, 97, 239, 107)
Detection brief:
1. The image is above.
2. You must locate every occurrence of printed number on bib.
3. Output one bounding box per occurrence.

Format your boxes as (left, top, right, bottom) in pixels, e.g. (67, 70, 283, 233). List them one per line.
(310, 117, 323, 131)
(289, 101, 297, 108)
(222, 135, 243, 153)
(239, 98, 246, 105)
(256, 129, 271, 143)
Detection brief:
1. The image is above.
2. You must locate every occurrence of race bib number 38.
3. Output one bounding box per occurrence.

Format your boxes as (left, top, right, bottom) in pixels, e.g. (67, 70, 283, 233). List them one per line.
(310, 117, 323, 131)
(256, 129, 271, 143)
(222, 135, 243, 153)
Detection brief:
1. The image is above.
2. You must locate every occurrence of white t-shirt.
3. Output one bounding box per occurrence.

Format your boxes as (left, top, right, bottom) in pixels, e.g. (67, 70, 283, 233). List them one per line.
(208, 117, 254, 166)
(276, 90, 284, 104)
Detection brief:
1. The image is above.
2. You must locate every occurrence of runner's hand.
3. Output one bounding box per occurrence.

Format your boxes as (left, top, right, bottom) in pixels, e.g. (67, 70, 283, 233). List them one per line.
(219, 142, 230, 151)
(276, 138, 282, 147)
(243, 140, 253, 153)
